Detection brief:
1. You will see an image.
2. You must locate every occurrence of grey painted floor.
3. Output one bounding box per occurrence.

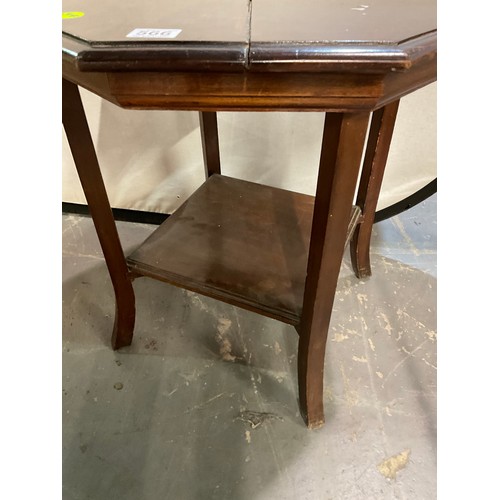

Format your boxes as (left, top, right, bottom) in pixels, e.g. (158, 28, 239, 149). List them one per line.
(62, 195, 437, 500)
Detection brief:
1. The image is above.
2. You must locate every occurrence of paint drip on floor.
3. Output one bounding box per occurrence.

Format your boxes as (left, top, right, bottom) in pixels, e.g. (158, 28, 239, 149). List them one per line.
(377, 449, 411, 479)
(216, 318, 237, 362)
(236, 410, 284, 428)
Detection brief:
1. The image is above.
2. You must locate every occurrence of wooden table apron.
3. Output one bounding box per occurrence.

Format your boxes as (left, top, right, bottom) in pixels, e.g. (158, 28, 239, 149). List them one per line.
(62, 26, 436, 429)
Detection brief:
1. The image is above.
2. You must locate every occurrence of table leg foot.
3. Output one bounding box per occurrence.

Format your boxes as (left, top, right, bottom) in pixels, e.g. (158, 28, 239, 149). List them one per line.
(63, 78, 137, 348)
(298, 112, 371, 428)
(307, 419, 325, 430)
(350, 101, 400, 279)
(350, 231, 372, 279)
(298, 340, 326, 429)
(111, 288, 136, 350)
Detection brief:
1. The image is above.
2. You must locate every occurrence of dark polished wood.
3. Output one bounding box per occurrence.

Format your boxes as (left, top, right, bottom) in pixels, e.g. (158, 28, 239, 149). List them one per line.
(62, 78, 136, 349)
(62, 0, 250, 43)
(199, 112, 221, 178)
(62, 0, 250, 72)
(351, 100, 400, 278)
(251, 0, 436, 46)
(127, 174, 361, 325)
(127, 175, 313, 323)
(61, 61, 435, 112)
(62, 0, 436, 428)
(298, 112, 371, 428)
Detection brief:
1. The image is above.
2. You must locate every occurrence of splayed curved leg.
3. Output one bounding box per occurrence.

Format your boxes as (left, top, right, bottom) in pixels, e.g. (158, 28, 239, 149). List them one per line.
(110, 288, 136, 349)
(299, 112, 370, 428)
(351, 101, 400, 278)
(63, 78, 136, 350)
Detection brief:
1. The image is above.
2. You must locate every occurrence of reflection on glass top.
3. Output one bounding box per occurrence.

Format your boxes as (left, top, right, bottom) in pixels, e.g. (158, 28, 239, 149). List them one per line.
(62, 0, 435, 46)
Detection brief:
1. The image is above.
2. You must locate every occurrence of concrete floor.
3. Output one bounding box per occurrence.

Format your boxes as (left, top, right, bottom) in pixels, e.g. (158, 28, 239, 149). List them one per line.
(62, 195, 437, 500)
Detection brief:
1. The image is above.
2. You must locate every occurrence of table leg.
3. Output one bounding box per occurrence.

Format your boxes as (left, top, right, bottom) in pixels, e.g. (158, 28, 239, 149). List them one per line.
(62, 78, 136, 350)
(298, 112, 370, 428)
(350, 100, 400, 278)
(199, 112, 221, 178)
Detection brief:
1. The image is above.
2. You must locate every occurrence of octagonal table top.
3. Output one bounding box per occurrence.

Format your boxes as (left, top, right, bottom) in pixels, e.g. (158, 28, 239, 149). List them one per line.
(62, 0, 436, 73)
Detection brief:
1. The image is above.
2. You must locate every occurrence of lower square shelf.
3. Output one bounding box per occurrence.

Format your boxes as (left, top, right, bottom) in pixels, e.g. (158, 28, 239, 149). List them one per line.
(126, 174, 360, 325)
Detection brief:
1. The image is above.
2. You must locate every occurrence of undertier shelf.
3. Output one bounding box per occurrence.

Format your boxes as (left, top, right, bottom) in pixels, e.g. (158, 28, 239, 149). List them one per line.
(127, 174, 360, 325)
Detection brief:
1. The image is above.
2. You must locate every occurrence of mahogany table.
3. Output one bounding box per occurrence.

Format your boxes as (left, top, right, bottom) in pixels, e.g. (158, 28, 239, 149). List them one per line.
(62, 0, 437, 428)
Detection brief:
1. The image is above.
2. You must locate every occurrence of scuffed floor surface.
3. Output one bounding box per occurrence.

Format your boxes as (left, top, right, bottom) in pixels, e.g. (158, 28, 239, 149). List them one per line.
(62, 195, 436, 500)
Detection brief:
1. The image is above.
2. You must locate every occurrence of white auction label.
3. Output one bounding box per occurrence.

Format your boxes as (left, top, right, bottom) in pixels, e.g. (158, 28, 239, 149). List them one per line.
(126, 28, 182, 39)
